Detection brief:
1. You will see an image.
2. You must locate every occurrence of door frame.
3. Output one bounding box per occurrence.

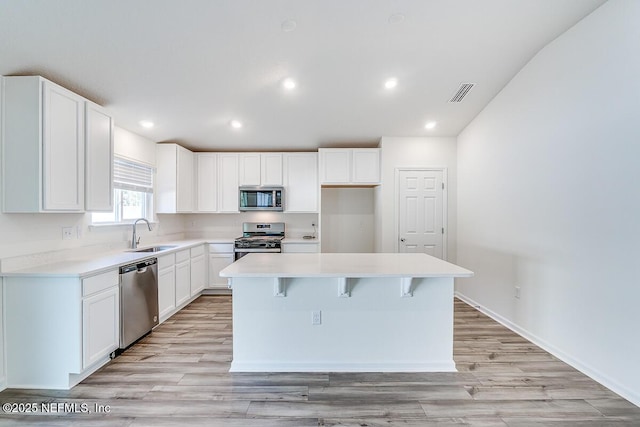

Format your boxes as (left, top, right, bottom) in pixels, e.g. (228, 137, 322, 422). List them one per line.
(394, 167, 448, 260)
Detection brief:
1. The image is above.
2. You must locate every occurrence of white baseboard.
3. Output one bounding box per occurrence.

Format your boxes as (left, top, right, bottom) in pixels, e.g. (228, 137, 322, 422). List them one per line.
(230, 361, 457, 373)
(455, 291, 640, 408)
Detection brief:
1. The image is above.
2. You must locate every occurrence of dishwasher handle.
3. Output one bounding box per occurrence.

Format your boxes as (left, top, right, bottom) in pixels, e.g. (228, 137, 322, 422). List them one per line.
(120, 258, 157, 274)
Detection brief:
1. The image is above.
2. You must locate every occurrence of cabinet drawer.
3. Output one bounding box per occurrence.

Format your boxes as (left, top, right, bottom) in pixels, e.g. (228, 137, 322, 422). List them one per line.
(209, 243, 234, 253)
(175, 249, 190, 264)
(82, 269, 119, 297)
(157, 253, 175, 270)
(190, 244, 205, 258)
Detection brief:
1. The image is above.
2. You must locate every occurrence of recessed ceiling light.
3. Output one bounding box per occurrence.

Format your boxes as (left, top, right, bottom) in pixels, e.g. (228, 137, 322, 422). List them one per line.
(139, 120, 154, 128)
(388, 13, 405, 24)
(384, 78, 398, 89)
(282, 78, 296, 90)
(281, 19, 297, 32)
(230, 120, 243, 129)
(424, 121, 437, 130)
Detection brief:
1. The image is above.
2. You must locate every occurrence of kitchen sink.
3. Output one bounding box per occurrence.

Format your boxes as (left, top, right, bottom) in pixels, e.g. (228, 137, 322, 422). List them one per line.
(130, 245, 178, 253)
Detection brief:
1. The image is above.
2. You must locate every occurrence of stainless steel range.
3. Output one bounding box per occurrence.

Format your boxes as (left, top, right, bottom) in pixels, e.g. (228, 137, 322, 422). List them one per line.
(234, 222, 285, 260)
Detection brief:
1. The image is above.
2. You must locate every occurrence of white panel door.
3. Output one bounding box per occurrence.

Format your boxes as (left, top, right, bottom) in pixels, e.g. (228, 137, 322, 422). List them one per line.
(196, 153, 218, 212)
(261, 153, 283, 186)
(398, 170, 445, 259)
(43, 81, 85, 211)
(85, 101, 114, 212)
(218, 153, 239, 212)
(239, 153, 261, 186)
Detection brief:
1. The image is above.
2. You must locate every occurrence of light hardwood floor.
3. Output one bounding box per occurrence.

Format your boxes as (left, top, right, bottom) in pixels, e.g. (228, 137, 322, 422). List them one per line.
(1, 295, 639, 426)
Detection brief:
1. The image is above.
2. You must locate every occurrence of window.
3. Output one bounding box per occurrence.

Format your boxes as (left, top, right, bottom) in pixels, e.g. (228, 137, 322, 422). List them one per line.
(92, 157, 154, 224)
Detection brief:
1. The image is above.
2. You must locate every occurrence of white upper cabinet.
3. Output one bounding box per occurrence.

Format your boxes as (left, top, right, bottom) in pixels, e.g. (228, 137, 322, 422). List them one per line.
(239, 153, 283, 186)
(217, 153, 240, 212)
(352, 148, 381, 184)
(84, 101, 114, 212)
(195, 153, 218, 212)
(2, 76, 86, 212)
(283, 152, 318, 212)
(238, 153, 261, 186)
(261, 153, 283, 186)
(156, 143, 194, 213)
(319, 148, 380, 185)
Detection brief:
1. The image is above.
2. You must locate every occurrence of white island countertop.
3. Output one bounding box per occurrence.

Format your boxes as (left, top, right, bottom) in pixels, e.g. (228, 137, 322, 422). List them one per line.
(220, 252, 473, 278)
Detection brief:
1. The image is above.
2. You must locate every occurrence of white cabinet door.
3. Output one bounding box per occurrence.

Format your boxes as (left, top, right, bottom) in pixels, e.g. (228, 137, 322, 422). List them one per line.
(352, 148, 381, 184)
(209, 253, 234, 289)
(218, 153, 239, 212)
(261, 153, 283, 186)
(239, 153, 261, 186)
(239, 153, 283, 186)
(2, 76, 88, 212)
(190, 246, 206, 296)
(158, 265, 176, 322)
(43, 80, 85, 211)
(82, 286, 119, 369)
(284, 153, 318, 212)
(176, 145, 194, 212)
(175, 260, 191, 307)
(319, 148, 381, 185)
(156, 143, 194, 213)
(319, 149, 351, 184)
(85, 101, 114, 211)
(195, 153, 217, 212)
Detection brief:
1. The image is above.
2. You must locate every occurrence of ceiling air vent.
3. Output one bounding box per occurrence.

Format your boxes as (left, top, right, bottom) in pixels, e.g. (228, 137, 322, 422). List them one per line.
(449, 83, 475, 103)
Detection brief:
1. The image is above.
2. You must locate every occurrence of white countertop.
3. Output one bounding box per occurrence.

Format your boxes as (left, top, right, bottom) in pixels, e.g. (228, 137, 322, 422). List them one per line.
(0, 239, 209, 278)
(220, 253, 473, 278)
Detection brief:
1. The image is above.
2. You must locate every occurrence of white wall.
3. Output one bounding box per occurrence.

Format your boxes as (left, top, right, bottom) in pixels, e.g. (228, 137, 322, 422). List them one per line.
(321, 188, 375, 253)
(456, 0, 640, 406)
(183, 212, 318, 240)
(377, 137, 457, 261)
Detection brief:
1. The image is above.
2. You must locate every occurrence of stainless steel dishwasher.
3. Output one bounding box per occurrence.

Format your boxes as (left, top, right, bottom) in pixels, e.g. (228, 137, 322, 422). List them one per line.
(119, 258, 159, 349)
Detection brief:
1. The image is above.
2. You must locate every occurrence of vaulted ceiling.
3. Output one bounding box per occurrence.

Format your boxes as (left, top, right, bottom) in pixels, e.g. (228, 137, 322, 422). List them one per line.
(0, 0, 606, 151)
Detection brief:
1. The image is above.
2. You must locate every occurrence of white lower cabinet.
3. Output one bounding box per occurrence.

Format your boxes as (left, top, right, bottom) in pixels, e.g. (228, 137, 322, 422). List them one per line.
(157, 245, 208, 324)
(157, 253, 176, 323)
(175, 250, 191, 308)
(82, 286, 119, 369)
(208, 243, 234, 290)
(190, 245, 206, 296)
(81, 270, 119, 370)
(3, 269, 119, 389)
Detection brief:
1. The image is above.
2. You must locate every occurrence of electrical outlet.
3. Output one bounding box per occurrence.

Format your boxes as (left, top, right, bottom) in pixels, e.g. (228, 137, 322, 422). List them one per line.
(62, 227, 74, 240)
(515, 286, 521, 299)
(312, 310, 321, 325)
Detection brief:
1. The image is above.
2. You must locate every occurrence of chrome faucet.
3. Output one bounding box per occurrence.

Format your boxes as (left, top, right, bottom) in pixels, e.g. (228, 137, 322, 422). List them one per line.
(131, 218, 152, 249)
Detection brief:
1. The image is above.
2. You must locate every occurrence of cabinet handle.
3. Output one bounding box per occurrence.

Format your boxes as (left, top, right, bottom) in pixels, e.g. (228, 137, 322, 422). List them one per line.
(400, 238, 405, 242)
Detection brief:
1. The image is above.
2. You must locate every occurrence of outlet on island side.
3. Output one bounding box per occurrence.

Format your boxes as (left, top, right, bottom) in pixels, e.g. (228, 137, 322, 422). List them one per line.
(515, 286, 521, 299)
(312, 310, 321, 325)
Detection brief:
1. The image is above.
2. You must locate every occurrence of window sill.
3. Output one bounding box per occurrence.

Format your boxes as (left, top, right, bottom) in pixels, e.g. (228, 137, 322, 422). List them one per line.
(89, 221, 158, 230)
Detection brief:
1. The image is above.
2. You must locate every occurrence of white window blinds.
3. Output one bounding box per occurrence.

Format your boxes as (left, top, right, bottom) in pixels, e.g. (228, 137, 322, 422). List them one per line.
(113, 157, 154, 193)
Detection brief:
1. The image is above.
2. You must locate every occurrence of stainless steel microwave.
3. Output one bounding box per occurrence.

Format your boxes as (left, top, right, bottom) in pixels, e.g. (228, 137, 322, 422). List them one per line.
(239, 186, 284, 211)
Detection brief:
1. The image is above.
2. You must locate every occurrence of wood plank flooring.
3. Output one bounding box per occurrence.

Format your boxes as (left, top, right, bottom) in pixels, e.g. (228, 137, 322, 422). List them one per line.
(1, 296, 639, 426)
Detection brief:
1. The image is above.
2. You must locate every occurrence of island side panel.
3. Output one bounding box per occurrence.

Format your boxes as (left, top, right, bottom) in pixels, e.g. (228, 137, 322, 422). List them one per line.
(230, 276, 455, 372)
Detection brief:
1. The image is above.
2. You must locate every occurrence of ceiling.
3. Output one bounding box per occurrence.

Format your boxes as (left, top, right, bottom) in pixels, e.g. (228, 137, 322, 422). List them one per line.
(0, 0, 606, 151)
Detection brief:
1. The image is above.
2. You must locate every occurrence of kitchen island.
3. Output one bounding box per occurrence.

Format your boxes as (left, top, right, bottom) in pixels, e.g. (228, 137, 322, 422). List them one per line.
(220, 253, 473, 372)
